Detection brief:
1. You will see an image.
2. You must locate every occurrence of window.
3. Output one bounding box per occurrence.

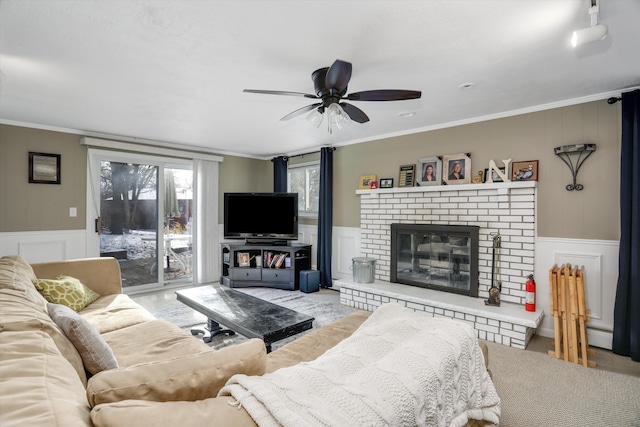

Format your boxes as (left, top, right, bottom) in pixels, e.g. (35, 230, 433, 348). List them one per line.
(84, 137, 222, 290)
(89, 150, 194, 290)
(288, 161, 320, 216)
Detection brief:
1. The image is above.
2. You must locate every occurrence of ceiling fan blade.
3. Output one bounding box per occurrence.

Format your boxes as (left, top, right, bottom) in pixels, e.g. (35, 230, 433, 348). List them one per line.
(347, 90, 422, 101)
(340, 102, 369, 123)
(280, 103, 322, 121)
(244, 89, 317, 99)
(325, 60, 352, 95)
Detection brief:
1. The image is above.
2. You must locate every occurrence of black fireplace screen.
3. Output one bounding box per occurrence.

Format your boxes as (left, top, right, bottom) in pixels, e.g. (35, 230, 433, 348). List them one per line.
(390, 224, 479, 297)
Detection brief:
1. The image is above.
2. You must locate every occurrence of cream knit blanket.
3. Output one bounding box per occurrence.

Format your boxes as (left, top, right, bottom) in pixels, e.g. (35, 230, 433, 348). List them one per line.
(219, 303, 501, 426)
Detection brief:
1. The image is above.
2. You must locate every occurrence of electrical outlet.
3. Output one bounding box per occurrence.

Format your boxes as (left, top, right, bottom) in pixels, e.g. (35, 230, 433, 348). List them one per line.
(69, 207, 77, 217)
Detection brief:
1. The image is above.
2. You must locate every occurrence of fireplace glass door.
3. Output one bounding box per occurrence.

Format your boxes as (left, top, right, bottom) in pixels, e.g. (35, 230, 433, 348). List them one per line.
(391, 224, 479, 297)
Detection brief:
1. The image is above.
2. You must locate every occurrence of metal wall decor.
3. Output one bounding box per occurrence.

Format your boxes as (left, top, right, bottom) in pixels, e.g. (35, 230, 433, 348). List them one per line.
(554, 144, 596, 191)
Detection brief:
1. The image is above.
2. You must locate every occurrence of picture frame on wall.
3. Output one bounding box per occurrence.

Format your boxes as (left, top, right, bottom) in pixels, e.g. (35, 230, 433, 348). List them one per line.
(418, 156, 442, 186)
(358, 174, 377, 189)
(442, 153, 471, 185)
(29, 152, 61, 184)
(512, 160, 539, 181)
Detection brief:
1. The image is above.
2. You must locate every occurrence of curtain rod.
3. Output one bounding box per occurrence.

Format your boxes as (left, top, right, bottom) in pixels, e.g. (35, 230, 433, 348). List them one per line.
(272, 147, 336, 161)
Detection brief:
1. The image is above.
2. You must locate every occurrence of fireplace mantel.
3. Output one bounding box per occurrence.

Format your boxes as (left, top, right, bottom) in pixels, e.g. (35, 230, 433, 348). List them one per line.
(356, 180, 536, 196)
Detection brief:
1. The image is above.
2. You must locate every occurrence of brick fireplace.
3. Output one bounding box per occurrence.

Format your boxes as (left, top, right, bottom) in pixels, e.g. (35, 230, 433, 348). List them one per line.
(337, 181, 544, 348)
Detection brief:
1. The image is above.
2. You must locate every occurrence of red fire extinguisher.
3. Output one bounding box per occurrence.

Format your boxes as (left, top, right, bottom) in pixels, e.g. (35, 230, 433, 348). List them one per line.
(525, 274, 536, 312)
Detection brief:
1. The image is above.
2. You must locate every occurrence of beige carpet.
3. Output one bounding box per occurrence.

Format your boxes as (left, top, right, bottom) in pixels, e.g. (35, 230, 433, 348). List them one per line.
(484, 335, 640, 426)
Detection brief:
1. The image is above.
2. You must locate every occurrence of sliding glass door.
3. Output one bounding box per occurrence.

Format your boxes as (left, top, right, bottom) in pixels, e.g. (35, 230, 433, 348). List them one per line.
(88, 150, 193, 291)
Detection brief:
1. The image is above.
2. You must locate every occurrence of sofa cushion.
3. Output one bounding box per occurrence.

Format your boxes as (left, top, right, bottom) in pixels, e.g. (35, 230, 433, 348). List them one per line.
(266, 310, 372, 373)
(48, 303, 119, 375)
(0, 254, 37, 280)
(91, 397, 257, 427)
(0, 289, 88, 385)
(0, 255, 47, 310)
(78, 294, 156, 334)
(0, 329, 91, 427)
(100, 319, 212, 367)
(33, 275, 100, 311)
(86, 338, 267, 407)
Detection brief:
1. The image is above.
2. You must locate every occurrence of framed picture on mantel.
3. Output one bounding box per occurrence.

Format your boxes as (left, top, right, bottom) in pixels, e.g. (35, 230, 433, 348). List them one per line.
(398, 164, 416, 187)
(512, 160, 539, 181)
(443, 153, 471, 185)
(359, 174, 377, 189)
(418, 156, 442, 186)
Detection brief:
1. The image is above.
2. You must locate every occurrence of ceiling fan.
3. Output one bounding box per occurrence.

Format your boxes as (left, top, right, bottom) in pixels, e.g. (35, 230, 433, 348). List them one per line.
(243, 59, 421, 132)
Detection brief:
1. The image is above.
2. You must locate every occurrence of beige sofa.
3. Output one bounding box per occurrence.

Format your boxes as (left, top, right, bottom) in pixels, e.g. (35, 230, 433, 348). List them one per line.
(0, 255, 372, 426)
(0, 255, 492, 427)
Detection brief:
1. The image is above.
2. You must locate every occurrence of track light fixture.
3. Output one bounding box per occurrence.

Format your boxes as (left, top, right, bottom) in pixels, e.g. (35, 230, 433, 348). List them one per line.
(571, 0, 608, 47)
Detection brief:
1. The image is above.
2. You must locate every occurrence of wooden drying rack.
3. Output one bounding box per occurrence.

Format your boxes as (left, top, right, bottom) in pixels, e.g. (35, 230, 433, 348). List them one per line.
(548, 263, 596, 367)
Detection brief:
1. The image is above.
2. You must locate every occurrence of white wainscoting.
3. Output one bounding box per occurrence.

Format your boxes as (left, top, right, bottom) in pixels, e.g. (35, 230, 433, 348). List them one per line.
(0, 230, 88, 263)
(296, 224, 362, 281)
(534, 237, 619, 350)
(2, 227, 618, 351)
(330, 226, 362, 284)
(296, 223, 317, 270)
(327, 227, 619, 350)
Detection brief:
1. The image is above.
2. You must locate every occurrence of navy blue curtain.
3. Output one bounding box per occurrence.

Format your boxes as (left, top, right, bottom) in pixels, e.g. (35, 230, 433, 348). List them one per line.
(317, 147, 334, 287)
(612, 89, 640, 361)
(272, 156, 288, 192)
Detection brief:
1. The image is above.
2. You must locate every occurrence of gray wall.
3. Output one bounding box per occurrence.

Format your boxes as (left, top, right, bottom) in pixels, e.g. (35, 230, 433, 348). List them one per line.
(0, 124, 269, 232)
(0, 125, 86, 231)
(332, 100, 620, 240)
(0, 99, 620, 240)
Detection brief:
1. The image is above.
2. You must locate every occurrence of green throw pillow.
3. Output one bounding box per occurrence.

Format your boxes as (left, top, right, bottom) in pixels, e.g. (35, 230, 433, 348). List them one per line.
(33, 275, 100, 311)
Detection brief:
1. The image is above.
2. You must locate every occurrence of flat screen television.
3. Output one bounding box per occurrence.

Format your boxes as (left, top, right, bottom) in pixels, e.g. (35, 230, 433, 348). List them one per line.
(224, 192, 298, 242)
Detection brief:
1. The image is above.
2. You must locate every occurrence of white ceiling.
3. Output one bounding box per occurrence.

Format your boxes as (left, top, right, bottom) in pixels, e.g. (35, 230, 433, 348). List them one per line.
(1, 0, 639, 159)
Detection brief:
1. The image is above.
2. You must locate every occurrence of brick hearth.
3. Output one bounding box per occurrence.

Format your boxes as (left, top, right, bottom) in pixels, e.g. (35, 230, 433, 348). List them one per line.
(338, 279, 543, 349)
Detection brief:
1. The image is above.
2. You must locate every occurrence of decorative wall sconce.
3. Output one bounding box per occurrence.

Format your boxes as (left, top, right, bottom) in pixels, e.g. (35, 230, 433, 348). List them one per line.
(554, 144, 596, 191)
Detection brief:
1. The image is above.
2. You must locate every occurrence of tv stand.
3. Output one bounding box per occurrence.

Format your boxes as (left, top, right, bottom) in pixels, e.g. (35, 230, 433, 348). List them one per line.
(220, 242, 312, 291)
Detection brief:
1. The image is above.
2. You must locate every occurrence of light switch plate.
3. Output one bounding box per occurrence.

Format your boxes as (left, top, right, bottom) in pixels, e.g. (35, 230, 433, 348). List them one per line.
(69, 207, 77, 217)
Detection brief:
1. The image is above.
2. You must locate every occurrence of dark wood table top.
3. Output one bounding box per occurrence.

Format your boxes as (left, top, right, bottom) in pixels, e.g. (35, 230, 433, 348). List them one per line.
(175, 284, 314, 349)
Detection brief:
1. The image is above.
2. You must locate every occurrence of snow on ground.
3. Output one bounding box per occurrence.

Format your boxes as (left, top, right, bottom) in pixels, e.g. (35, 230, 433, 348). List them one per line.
(100, 230, 157, 259)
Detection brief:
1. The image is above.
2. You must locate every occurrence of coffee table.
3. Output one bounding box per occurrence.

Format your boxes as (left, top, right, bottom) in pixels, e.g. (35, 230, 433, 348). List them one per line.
(175, 285, 314, 352)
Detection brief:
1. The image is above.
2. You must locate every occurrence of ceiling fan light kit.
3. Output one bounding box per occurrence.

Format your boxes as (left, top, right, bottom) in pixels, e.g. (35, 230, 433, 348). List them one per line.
(244, 59, 421, 133)
(306, 108, 324, 128)
(571, 1, 608, 47)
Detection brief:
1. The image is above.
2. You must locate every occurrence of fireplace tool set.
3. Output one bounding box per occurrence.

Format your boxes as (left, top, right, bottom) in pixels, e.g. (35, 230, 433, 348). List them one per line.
(485, 232, 502, 306)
